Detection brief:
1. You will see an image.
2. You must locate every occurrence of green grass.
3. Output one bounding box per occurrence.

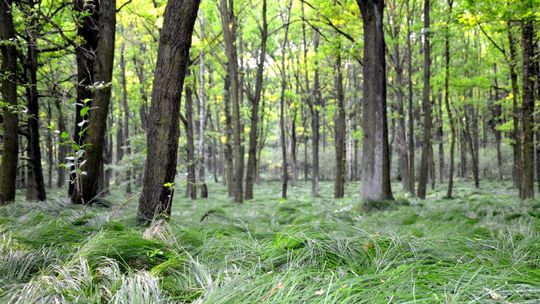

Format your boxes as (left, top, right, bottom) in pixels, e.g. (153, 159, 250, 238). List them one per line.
(0, 180, 539, 303)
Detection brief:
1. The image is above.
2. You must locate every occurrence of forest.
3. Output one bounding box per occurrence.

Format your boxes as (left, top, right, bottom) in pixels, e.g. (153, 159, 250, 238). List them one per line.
(0, 0, 539, 302)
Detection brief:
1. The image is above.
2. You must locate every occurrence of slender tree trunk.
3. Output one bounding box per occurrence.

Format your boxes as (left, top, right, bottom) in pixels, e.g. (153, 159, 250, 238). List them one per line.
(389, 6, 411, 193)
(508, 26, 522, 192)
(245, 0, 267, 199)
(55, 99, 67, 188)
(310, 31, 321, 197)
(406, 0, 415, 195)
(25, 25, 46, 201)
(278, 0, 293, 199)
(198, 17, 208, 198)
(46, 101, 53, 188)
(444, 0, 456, 198)
(223, 73, 234, 197)
(464, 104, 480, 188)
(417, 0, 432, 199)
(137, 0, 200, 223)
(184, 85, 197, 199)
(437, 93, 444, 183)
(357, 0, 394, 201)
(220, 0, 243, 203)
(0, 0, 19, 204)
(334, 52, 346, 198)
(120, 43, 132, 194)
(520, 17, 535, 199)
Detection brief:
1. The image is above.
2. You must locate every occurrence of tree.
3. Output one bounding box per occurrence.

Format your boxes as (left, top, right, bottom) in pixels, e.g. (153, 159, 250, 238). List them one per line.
(0, 0, 19, 204)
(417, 0, 431, 199)
(245, 0, 268, 200)
(357, 0, 393, 201)
(220, 0, 244, 203)
(520, 13, 535, 199)
(137, 0, 201, 223)
(71, 0, 117, 204)
(334, 51, 346, 198)
(197, 17, 208, 198)
(278, 0, 293, 199)
(444, 0, 456, 198)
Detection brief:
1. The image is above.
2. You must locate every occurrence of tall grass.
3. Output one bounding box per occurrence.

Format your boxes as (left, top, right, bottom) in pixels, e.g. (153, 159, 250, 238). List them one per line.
(0, 180, 539, 303)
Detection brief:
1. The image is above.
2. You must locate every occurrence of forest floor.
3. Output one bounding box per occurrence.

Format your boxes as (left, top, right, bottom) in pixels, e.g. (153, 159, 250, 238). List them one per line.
(0, 180, 539, 303)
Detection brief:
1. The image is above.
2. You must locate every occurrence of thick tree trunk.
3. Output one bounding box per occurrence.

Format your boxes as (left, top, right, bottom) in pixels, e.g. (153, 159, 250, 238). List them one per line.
(417, 0, 431, 199)
(220, 0, 243, 203)
(357, 0, 393, 201)
(137, 0, 200, 223)
(71, 0, 99, 196)
(334, 53, 346, 198)
(245, 0, 267, 199)
(0, 0, 19, 204)
(71, 0, 116, 204)
(520, 18, 535, 199)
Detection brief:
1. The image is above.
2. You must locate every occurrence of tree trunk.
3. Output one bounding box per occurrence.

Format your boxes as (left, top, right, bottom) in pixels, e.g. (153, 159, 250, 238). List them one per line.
(137, 0, 200, 223)
(357, 0, 394, 201)
(220, 0, 243, 203)
(55, 99, 67, 188)
(334, 52, 346, 198)
(0, 0, 19, 204)
(245, 0, 267, 199)
(417, 0, 431, 199)
(520, 18, 535, 199)
(197, 17, 208, 198)
(389, 5, 411, 193)
(120, 43, 132, 194)
(508, 26, 522, 192)
(278, 0, 293, 199)
(406, 0, 415, 195)
(71, 0, 116, 204)
(223, 73, 234, 197)
(444, 0, 456, 198)
(310, 30, 321, 197)
(184, 85, 197, 200)
(71, 0, 99, 196)
(25, 25, 47, 201)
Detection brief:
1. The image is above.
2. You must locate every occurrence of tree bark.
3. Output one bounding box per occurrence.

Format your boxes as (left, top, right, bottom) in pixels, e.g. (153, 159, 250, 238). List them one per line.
(278, 0, 293, 199)
(334, 52, 346, 198)
(417, 0, 432, 199)
(184, 85, 197, 199)
(197, 17, 208, 198)
(444, 0, 456, 198)
(357, 0, 394, 201)
(25, 18, 47, 201)
(0, 0, 19, 204)
(406, 0, 415, 195)
(310, 30, 321, 197)
(220, 0, 243, 203)
(245, 0, 267, 199)
(520, 17, 535, 199)
(119, 43, 132, 194)
(508, 26, 522, 192)
(137, 0, 200, 223)
(71, 0, 116, 204)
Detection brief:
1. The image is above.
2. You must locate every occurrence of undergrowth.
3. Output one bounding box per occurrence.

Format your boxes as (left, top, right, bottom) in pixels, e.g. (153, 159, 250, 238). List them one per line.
(0, 180, 539, 303)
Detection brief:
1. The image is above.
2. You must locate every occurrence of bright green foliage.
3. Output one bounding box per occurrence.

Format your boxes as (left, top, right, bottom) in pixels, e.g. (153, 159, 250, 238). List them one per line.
(1, 182, 539, 303)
